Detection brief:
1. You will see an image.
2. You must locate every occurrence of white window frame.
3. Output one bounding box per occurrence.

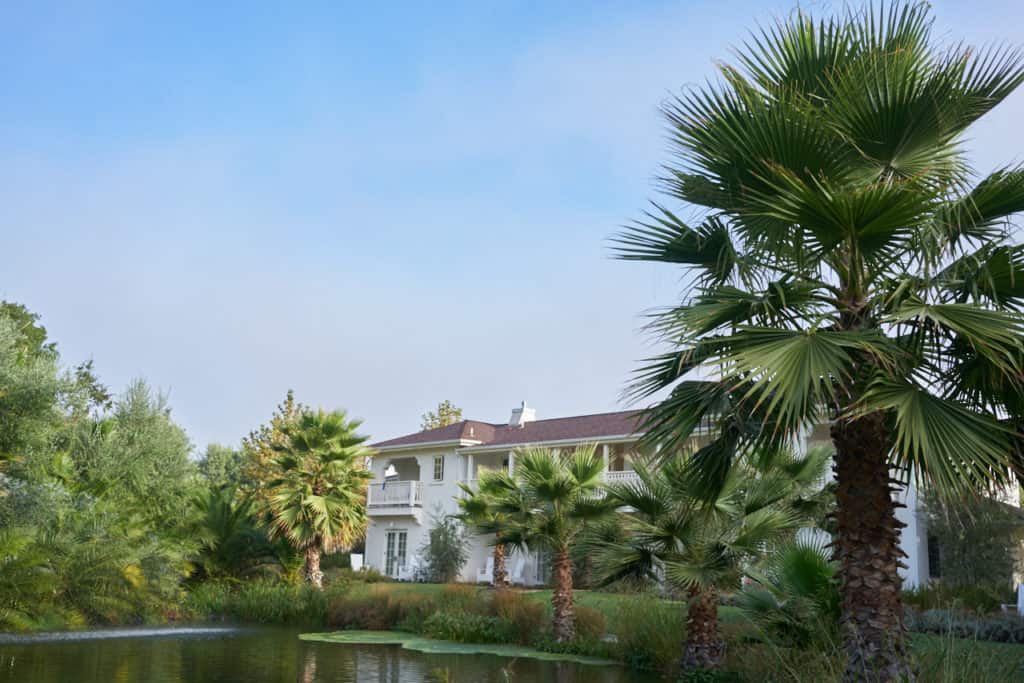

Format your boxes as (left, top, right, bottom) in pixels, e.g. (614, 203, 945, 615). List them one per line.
(433, 455, 445, 481)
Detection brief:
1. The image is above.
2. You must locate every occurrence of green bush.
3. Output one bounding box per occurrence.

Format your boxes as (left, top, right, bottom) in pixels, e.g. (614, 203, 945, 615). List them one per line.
(421, 611, 515, 643)
(573, 604, 606, 642)
(903, 583, 1012, 615)
(417, 511, 470, 583)
(327, 589, 400, 630)
(184, 580, 342, 625)
(326, 585, 436, 631)
(906, 608, 1024, 644)
(489, 589, 547, 644)
(605, 595, 685, 672)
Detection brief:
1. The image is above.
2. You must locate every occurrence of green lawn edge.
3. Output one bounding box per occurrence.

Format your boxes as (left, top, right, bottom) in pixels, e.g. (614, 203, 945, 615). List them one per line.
(299, 630, 619, 666)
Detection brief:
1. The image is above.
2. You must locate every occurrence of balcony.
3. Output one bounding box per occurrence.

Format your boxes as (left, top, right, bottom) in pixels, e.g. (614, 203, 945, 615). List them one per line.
(464, 470, 642, 490)
(602, 470, 641, 485)
(367, 481, 423, 518)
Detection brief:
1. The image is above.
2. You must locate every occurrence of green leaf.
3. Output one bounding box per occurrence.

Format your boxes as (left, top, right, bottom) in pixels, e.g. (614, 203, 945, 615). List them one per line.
(858, 377, 1016, 493)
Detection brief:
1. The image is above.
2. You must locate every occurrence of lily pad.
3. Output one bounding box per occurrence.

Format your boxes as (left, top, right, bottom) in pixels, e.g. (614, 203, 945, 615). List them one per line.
(299, 630, 618, 666)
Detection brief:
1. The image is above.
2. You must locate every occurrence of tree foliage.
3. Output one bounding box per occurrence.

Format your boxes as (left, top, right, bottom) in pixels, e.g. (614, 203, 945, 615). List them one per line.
(616, 2, 1024, 677)
(263, 408, 373, 587)
(923, 489, 1022, 590)
(417, 507, 471, 583)
(241, 390, 305, 499)
(421, 400, 463, 431)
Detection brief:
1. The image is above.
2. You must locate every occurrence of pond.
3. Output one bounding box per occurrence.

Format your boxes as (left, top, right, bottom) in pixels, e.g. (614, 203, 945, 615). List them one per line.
(0, 626, 664, 682)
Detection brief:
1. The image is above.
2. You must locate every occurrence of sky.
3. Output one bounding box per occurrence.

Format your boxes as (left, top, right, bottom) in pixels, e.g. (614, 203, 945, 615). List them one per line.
(3, 0, 1024, 452)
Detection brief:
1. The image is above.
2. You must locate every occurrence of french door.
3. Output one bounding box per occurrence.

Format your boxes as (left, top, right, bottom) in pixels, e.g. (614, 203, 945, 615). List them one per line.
(385, 530, 407, 578)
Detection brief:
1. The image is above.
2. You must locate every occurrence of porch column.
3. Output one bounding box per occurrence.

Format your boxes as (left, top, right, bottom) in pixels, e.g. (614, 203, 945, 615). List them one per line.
(467, 454, 474, 482)
(602, 443, 610, 472)
(508, 450, 515, 475)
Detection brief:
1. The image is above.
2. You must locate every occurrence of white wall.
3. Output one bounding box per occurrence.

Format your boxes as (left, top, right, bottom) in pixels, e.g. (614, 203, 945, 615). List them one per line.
(367, 433, 958, 588)
(365, 445, 464, 577)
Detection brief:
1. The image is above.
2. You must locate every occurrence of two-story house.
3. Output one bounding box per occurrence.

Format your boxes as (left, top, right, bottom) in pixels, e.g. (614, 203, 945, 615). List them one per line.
(364, 402, 970, 588)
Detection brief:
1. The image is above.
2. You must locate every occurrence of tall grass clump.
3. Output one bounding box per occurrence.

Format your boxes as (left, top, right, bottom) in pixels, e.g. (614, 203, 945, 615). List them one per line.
(184, 580, 345, 625)
(605, 595, 685, 672)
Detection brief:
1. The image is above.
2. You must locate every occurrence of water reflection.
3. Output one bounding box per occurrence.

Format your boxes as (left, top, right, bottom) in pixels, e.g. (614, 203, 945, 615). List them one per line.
(0, 627, 658, 683)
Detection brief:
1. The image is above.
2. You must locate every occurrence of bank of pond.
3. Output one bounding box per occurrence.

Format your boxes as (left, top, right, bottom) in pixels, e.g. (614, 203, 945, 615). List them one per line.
(3, 581, 1024, 682)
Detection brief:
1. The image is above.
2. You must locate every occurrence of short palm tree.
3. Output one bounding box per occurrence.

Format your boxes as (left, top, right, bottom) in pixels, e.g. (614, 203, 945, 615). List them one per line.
(265, 408, 372, 588)
(482, 445, 613, 642)
(189, 486, 273, 580)
(736, 538, 841, 650)
(457, 475, 519, 588)
(594, 447, 830, 671)
(616, 3, 1024, 679)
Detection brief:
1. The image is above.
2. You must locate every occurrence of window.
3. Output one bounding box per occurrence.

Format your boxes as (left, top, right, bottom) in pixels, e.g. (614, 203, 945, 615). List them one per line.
(433, 455, 445, 481)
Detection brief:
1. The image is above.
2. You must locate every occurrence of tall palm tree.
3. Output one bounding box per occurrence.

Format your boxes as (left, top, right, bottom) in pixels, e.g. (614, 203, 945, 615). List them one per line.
(482, 445, 613, 642)
(615, 3, 1024, 679)
(594, 447, 831, 671)
(265, 408, 372, 588)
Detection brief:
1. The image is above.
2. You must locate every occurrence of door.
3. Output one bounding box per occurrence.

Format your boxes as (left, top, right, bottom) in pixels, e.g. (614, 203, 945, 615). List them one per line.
(385, 530, 407, 578)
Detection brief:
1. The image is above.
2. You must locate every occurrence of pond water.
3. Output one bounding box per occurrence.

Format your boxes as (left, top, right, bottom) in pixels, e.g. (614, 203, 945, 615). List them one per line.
(0, 626, 664, 682)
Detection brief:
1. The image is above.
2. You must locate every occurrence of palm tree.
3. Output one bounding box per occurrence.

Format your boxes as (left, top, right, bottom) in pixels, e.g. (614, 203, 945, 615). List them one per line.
(189, 486, 275, 580)
(593, 447, 830, 671)
(457, 475, 515, 588)
(735, 538, 841, 650)
(264, 408, 372, 588)
(615, 3, 1024, 678)
(482, 445, 613, 642)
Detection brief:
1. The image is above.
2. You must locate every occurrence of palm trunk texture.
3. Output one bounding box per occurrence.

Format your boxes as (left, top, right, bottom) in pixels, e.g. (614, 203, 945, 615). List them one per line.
(681, 586, 725, 671)
(832, 412, 914, 682)
(305, 544, 324, 589)
(493, 543, 509, 588)
(551, 548, 575, 642)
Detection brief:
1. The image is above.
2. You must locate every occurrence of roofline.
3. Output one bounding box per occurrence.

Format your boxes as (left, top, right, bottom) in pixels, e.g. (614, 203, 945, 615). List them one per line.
(372, 438, 483, 453)
(460, 433, 641, 454)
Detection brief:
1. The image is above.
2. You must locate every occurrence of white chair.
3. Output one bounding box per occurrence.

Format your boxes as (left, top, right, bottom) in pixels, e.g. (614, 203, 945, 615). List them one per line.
(350, 553, 364, 572)
(397, 560, 418, 582)
(509, 557, 526, 585)
(477, 556, 495, 584)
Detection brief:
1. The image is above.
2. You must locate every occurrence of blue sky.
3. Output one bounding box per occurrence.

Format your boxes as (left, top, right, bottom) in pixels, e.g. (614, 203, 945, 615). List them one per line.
(4, 0, 1024, 451)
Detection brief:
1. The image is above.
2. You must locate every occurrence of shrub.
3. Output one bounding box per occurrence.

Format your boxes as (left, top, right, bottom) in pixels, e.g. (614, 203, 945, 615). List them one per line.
(489, 590, 546, 645)
(326, 585, 440, 631)
(417, 510, 470, 583)
(906, 608, 1024, 644)
(327, 567, 391, 584)
(184, 579, 339, 625)
(903, 583, 1011, 615)
(605, 595, 684, 672)
(923, 489, 1021, 592)
(327, 587, 401, 630)
(439, 583, 480, 614)
(573, 604, 606, 642)
(421, 611, 515, 643)
(734, 540, 841, 649)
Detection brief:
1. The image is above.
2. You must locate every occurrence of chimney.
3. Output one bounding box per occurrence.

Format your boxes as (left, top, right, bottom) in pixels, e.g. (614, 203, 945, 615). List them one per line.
(509, 401, 536, 428)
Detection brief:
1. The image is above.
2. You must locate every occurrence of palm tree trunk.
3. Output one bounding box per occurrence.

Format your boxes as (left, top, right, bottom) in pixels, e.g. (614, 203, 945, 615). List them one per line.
(305, 543, 324, 589)
(551, 547, 575, 642)
(832, 412, 913, 682)
(493, 543, 509, 588)
(681, 586, 725, 671)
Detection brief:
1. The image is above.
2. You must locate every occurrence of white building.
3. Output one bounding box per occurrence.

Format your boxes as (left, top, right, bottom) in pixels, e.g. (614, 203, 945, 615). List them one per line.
(363, 403, 981, 589)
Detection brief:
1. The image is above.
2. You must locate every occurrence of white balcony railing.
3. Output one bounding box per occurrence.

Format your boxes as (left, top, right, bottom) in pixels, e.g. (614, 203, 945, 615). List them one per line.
(602, 470, 641, 485)
(464, 471, 642, 489)
(367, 480, 422, 508)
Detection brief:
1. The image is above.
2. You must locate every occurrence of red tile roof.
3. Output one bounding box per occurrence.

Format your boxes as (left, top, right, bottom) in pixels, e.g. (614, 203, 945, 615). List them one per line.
(371, 410, 642, 450)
